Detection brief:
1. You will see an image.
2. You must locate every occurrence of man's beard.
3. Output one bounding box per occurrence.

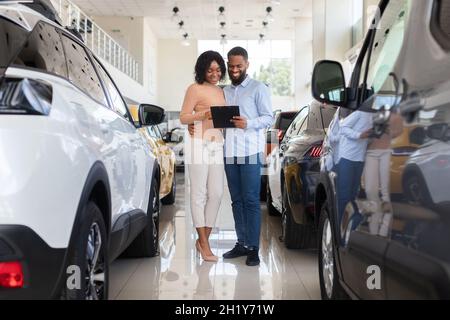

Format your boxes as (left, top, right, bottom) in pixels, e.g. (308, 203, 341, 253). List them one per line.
(229, 71, 247, 86)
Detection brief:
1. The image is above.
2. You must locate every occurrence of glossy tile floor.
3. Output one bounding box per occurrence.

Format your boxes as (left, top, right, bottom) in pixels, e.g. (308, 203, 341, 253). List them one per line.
(110, 172, 321, 300)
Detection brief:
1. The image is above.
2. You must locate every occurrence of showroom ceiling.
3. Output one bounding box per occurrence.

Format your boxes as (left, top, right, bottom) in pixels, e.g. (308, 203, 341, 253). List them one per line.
(70, 0, 312, 40)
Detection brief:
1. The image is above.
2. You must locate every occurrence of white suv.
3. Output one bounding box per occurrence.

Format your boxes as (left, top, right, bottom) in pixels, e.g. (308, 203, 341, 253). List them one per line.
(0, 3, 163, 299)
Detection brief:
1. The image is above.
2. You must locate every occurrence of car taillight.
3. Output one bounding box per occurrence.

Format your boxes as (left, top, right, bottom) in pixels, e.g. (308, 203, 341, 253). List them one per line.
(308, 145, 323, 158)
(0, 262, 24, 288)
(0, 77, 52, 115)
(277, 130, 285, 141)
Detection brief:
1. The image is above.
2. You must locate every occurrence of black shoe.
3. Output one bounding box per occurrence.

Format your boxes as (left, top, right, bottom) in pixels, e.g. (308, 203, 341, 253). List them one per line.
(223, 243, 249, 259)
(246, 249, 260, 266)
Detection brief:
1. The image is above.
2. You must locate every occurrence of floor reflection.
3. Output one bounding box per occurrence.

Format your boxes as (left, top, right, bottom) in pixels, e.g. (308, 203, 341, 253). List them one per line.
(110, 172, 320, 300)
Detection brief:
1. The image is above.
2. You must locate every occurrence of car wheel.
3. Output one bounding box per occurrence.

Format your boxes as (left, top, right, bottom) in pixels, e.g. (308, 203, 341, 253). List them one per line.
(266, 182, 280, 216)
(162, 167, 176, 205)
(282, 190, 315, 249)
(404, 173, 432, 207)
(123, 175, 160, 257)
(62, 202, 108, 300)
(318, 201, 348, 300)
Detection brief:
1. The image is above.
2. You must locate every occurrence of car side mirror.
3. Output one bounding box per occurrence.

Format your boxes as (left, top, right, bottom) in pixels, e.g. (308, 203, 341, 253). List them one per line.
(312, 60, 347, 107)
(139, 104, 165, 126)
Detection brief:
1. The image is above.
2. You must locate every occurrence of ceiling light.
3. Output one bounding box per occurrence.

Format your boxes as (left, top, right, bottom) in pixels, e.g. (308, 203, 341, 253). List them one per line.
(171, 6, 181, 22)
(220, 21, 226, 30)
(259, 33, 265, 45)
(264, 6, 275, 23)
(178, 20, 186, 35)
(220, 34, 227, 45)
(181, 33, 190, 46)
(218, 6, 226, 23)
(262, 21, 269, 30)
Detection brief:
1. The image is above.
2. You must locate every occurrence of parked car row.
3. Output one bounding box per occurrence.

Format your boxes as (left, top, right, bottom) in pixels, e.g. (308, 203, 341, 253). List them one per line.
(266, 101, 336, 249)
(0, 3, 175, 300)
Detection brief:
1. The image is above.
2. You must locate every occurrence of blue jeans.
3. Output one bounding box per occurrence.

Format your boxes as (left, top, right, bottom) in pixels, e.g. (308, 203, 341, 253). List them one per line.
(224, 154, 262, 250)
(336, 158, 364, 228)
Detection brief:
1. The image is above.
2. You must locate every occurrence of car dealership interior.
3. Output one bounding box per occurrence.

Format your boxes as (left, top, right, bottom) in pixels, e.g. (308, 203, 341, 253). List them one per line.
(1, 0, 450, 301)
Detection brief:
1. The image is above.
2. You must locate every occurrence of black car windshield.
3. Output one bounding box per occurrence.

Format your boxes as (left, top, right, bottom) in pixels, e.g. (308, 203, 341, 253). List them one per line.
(0, 16, 29, 69)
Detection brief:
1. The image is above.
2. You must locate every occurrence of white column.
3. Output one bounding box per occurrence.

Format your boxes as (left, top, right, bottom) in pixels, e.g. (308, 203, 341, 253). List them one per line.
(294, 17, 313, 107)
(312, 0, 353, 64)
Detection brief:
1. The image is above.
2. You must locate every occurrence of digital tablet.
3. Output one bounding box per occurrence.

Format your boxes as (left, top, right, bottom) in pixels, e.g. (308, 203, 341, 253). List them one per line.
(210, 106, 240, 128)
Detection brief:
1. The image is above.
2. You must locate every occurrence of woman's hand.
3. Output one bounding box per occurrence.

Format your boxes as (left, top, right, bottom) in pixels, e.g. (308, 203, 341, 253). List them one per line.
(204, 110, 212, 120)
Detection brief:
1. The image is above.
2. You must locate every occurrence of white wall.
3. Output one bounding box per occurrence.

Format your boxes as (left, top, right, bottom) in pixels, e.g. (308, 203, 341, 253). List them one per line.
(157, 40, 198, 112)
(100, 58, 154, 104)
(93, 16, 144, 83)
(143, 18, 158, 103)
(294, 17, 313, 108)
(313, 0, 354, 63)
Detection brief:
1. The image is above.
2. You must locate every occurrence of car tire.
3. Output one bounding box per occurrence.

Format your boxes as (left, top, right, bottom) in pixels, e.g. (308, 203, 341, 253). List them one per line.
(282, 191, 315, 249)
(318, 201, 348, 300)
(123, 175, 160, 257)
(266, 182, 280, 216)
(61, 201, 108, 300)
(403, 172, 433, 208)
(161, 167, 176, 205)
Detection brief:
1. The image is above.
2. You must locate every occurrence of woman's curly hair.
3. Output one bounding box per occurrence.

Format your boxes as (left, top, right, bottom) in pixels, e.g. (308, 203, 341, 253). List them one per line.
(195, 51, 226, 84)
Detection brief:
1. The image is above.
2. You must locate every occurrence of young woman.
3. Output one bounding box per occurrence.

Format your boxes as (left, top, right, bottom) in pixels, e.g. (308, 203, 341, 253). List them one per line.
(180, 51, 226, 262)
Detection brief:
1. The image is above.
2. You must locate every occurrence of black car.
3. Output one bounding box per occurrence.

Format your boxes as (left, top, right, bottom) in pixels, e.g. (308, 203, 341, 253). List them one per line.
(266, 101, 336, 249)
(312, 0, 450, 299)
(260, 111, 297, 201)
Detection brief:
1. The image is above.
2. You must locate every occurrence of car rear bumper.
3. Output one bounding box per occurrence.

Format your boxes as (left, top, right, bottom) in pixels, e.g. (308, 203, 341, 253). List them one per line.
(0, 225, 67, 299)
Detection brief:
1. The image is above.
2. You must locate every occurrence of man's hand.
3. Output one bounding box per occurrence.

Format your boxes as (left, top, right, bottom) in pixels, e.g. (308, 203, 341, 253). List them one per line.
(188, 123, 195, 136)
(231, 116, 248, 129)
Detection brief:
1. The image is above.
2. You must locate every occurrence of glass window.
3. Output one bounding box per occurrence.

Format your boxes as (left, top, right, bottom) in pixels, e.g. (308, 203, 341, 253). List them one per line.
(61, 35, 107, 104)
(0, 17, 29, 68)
(364, 0, 411, 100)
(93, 58, 130, 121)
(320, 107, 338, 129)
(308, 105, 321, 130)
(296, 114, 308, 135)
(13, 22, 67, 77)
(197, 40, 293, 103)
(278, 113, 296, 131)
(285, 107, 308, 139)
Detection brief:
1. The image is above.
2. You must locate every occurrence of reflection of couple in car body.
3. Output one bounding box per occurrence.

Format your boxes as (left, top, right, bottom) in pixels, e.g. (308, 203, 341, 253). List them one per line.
(180, 47, 273, 266)
(330, 107, 403, 238)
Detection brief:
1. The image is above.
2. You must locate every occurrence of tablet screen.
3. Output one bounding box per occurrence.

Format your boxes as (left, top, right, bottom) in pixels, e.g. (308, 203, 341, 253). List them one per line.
(210, 106, 240, 128)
